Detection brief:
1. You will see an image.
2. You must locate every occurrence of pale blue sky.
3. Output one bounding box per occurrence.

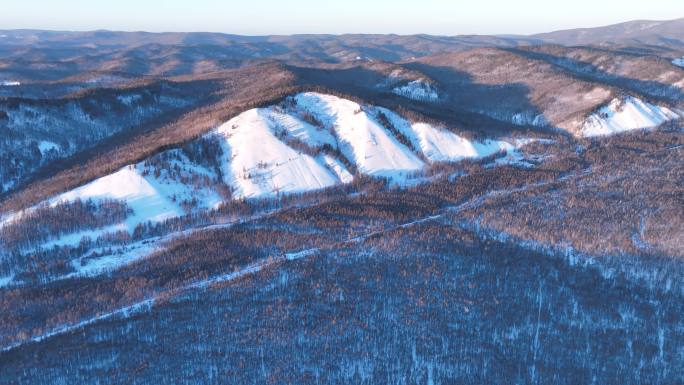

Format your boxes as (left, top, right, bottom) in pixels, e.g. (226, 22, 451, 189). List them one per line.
(1, 0, 682, 35)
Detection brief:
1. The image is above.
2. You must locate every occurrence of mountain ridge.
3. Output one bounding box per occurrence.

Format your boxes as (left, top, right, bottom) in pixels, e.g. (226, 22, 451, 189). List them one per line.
(532, 17, 684, 46)
(2, 17, 683, 48)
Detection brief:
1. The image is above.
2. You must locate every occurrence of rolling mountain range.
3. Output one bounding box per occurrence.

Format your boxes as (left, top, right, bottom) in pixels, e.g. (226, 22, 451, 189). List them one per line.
(1, 18, 684, 83)
(534, 17, 684, 47)
(0, 18, 683, 384)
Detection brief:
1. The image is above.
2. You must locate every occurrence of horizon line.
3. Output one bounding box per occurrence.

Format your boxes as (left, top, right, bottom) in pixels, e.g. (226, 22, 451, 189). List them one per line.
(1, 17, 682, 38)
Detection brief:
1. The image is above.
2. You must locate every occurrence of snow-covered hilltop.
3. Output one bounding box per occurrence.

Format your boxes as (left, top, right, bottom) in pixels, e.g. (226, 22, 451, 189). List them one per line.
(1, 93, 533, 249)
(4, 92, 680, 253)
(582, 96, 679, 137)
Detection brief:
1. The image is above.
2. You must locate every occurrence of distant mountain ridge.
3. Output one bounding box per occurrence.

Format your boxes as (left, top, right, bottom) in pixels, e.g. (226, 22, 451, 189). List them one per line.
(532, 17, 684, 47)
(2, 17, 683, 51)
(1, 18, 683, 86)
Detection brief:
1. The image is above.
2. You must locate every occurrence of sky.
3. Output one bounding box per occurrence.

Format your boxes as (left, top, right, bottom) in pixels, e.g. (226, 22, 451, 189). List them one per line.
(0, 0, 683, 36)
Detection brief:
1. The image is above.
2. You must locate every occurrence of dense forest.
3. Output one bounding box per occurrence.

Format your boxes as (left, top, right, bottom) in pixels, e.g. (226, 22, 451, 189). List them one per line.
(2, 206, 682, 384)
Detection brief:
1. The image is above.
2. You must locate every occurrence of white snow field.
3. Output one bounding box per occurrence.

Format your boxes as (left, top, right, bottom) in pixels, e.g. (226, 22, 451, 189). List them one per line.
(582, 96, 679, 137)
(38, 140, 60, 154)
(392, 79, 440, 102)
(215, 108, 340, 199)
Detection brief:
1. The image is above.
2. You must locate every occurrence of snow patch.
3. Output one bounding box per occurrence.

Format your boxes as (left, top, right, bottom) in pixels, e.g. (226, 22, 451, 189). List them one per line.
(0, 275, 14, 288)
(582, 96, 679, 137)
(54, 166, 184, 225)
(320, 154, 354, 184)
(285, 248, 317, 261)
(1, 81, 20, 86)
(393, 79, 440, 102)
(117, 94, 143, 106)
(672, 57, 684, 68)
(69, 242, 160, 278)
(38, 140, 60, 154)
(411, 123, 510, 162)
(4, 157, 223, 250)
(512, 112, 548, 127)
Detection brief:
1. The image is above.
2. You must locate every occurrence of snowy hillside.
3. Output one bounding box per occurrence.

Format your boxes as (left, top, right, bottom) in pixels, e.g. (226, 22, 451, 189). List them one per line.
(392, 79, 440, 102)
(2, 92, 542, 251)
(673, 57, 684, 68)
(55, 166, 184, 225)
(294, 93, 425, 179)
(378, 107, 514, 162)
(0, 150, 224, 251)
(582, 96, 679, 137)
(6, 91, 680, 263)
(55, 159, 222, 226)
(212, 92, 518, 197)
(215, 108, 340, 199)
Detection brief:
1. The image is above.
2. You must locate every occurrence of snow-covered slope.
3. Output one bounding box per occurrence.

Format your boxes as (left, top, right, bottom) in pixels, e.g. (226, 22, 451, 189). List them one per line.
(215, 108, 340, 199)
(673, 57, 684, 68)
(294, 93, 425, 180)
(4, 92, 542, 251)
(582, 96, 679, 137)
(55, 156, 222, 223)
(379, 108, 512, 162)
(0, 150, 223, 249)
(55, 166, 184, 225)
(319, 154, 354, 183)
(392, 79, 440, 102)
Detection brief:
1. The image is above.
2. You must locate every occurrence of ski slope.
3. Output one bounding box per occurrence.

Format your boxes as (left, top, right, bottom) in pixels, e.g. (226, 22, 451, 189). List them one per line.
(55, 166, 183, 225)
(1, 155, 223, 251)
(215, 108, 341, 199)
(380, 108, 513, 162)
(582, 96, 679, 137)
(294, 92, 425, 181)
